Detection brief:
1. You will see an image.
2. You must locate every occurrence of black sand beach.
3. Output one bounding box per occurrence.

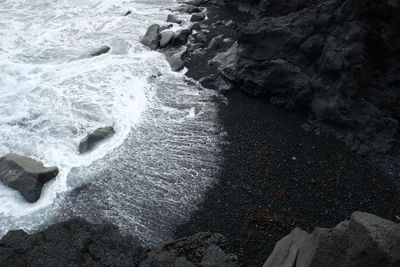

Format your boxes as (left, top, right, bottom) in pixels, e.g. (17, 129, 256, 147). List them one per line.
(175, 1, 400, 266)
(175, 90, 400, 266)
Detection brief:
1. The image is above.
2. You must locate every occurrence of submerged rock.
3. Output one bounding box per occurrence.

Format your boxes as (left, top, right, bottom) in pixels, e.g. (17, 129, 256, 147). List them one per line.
(90, 45, 111, 57)
(79, 126, 115, 154)
(140, 24, 160, 50)
(263, 211, 400, 267)
(0, 153, 59, 202)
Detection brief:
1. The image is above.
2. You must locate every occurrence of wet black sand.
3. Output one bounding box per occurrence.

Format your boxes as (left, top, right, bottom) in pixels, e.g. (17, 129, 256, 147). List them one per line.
(175, 2, 400, 266)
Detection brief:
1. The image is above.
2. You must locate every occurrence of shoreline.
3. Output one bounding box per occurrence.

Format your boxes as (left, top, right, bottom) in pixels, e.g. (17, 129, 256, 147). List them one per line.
(1, 1, 400, 266)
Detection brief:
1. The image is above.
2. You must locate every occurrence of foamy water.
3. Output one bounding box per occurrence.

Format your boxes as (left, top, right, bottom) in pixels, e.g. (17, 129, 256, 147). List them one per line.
(0, 0, 223, 242)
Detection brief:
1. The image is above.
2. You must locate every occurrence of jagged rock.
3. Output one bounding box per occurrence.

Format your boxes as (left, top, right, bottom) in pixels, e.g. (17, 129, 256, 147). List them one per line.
(191, 13, 206, 22)
(140, 24, 160, 50)
(0, 218, 146, 266)
(216, 0, 400, 154)
(199, 74, 232, 92)
(207, 34, 224, 50)
(167, 14, 183, 24)
(263, 212, 400, 267)
(139, 232, 228, 267)
(0, 153, 59, 202)
(160, 30, 174, 48)
(171, 29, 193, 46)
(200, 245, 239, 267)
(79, 126, 115, 154)
(165, 47, 189, 71)
(90, 45, 111, 57)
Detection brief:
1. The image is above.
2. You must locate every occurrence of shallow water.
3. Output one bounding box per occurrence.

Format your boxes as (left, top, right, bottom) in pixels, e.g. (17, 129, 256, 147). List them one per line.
(0, 0, 223, 243)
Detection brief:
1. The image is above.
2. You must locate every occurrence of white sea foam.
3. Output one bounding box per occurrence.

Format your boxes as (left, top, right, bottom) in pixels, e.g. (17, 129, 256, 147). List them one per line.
(0, 0, 223, 241)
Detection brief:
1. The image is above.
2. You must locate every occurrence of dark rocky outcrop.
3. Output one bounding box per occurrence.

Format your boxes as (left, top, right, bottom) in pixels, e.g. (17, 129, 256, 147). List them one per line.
(79, 126, 115, 154)
(0, 218, 237, 267)
(90, 45, 111, 57)
(263, 211, 400, 267)
(0, 218, 146, 266)
(140, 232, 238, 267)
(140, 24, 161, 50)
(211, 0, 400, 155)
(0, 153, 59, 202)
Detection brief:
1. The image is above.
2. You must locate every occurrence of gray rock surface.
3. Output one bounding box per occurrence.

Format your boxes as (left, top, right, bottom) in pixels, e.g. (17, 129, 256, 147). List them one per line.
(79, 126, 115, 154)
(167, 14, 183, 24)
(165, 47, 189, 71)
(90, 45, 111, 57)
(207, 34, 224, 50)
(264, 211, 400, 267)
(0, 153, 59, 202)
(140, 24, 160, 50)
(160, 30, 175, 48)
(191, 13, 206, 22)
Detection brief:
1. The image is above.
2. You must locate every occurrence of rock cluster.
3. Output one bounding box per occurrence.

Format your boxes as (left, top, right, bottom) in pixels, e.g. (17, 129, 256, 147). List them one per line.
(0, 153, 59, 202)
(263, 211, 400, 267)
(209, 0, 400, 155)
(140, 5, 212, 72)
(0, 218, 238, 267)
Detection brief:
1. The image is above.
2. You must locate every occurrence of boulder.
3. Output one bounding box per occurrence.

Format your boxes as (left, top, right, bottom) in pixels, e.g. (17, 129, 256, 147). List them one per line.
(140, 24, 160, 50)
(190, 13, 206, 22)
(166, 14, 183, 24)
(263, 211, 400, 267)
(190, 22, 202, 31)
(165, 47, 188, 71)
(160, 30, 174, 48)
(207, 34, 224, 50)
(90, 45, 111, 57)
(0, 153, 59, 202)
(193, 31, 208, 43)
(79, 126, 115, 154)
(171, 29, 192, 46)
